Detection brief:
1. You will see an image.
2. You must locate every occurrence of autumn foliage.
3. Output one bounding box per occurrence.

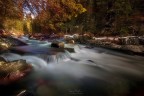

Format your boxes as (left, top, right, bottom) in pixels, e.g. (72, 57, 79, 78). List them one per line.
(0, 0, 86, 34)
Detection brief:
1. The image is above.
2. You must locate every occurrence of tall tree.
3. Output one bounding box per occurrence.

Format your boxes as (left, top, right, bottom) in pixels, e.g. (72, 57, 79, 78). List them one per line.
(15, 0, 86, 33)
(0, 0, 86, 34)
(0, 0, 23, 29)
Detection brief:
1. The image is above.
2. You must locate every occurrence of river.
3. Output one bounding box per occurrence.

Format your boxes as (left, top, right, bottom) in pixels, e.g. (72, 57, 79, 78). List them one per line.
(0, 44, 144, 96)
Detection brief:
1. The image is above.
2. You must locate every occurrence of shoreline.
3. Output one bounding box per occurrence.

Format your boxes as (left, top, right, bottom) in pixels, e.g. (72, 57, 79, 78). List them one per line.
(65, 35, 144, 56)
(93, 45, 144, 56)
(75, 41, 144, 56)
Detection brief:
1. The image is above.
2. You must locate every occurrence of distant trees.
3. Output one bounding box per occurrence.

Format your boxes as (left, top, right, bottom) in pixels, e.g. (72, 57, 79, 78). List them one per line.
(0, 0, 24, 36)
(0, 0, 144, 36)
(0, 0, 86, 34)
(74, 0, 144, 36)
(0, 0, 22, 29)
(30, 0, 86, 33)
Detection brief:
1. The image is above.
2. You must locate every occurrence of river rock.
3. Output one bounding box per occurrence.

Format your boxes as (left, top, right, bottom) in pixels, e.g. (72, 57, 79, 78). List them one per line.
(121, 45, 144, 52)
(51, 41, 64, 48)
(110, 43, 121, 49)
(118, 36, 139, 45)
(67, 40, 75, 44)
(0, 38, 11, 51)
(0, 59, 32, 85)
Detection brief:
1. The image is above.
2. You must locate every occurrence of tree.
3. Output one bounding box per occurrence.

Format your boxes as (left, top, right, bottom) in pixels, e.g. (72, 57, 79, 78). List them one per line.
(75, 0, 134, 36)
(20, 0, 86, 33)
(0, 0, 21, 28)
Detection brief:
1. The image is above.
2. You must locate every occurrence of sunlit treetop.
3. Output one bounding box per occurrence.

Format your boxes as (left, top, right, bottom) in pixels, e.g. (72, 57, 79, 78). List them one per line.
(15, 0, 86, 32)
(15, 0, 86, 19)
(0, 0, 23, 19)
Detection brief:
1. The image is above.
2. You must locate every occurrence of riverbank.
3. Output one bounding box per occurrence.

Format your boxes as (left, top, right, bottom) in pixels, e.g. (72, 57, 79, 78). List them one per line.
(90, 43, 144, 56)
(86, 39, 143, 53)
(88, 43, 144, 56)
(65, 35, 144, 56)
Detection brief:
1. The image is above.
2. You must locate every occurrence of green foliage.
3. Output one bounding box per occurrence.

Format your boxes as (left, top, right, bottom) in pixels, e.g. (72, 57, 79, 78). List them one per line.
(75, 0, 136, 36)
(113, 0, 132, 16)
(0, 0, 143, 36)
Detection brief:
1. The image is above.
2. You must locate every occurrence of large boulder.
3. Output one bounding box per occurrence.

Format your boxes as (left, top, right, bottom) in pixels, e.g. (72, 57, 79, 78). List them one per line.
(121, 45, 144, 53)
(51, 41, 64, 48)
(0, 38, 11, 52)
(0, 60, 32, 85)
(118, 36, 139, 45)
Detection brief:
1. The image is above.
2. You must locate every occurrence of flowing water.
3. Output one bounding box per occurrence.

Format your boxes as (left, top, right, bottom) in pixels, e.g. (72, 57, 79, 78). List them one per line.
(0, 44, 144, 96)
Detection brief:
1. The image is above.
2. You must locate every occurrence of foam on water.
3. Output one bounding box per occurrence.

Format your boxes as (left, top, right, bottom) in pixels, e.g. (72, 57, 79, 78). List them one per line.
(0, 51, 72, 71)
(34, 51, 71, 63)
(56, 52, 71, 62)
(22, 56, 48, 70)
(0, 53, 21, 61)
(0, 45, 144, 80)
(0, 53, 48, 70)
(1, 43, 144, 96)
(65, 44, 81, 53)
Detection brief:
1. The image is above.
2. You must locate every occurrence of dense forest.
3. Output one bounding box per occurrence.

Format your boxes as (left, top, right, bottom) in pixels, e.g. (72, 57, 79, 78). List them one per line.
(0, 0, 144, 36)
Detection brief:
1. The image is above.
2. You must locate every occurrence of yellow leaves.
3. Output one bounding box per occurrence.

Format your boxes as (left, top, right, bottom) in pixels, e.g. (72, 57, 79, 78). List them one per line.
(75, 14, 78, 17)
(26, 21, 32, 33)
(3, 19, 23, 31)
(29, 0, 87, 32)
(61, 0, 66, 3)
(82, 8, 87, 13)
(48, 24, 56, 31)
(76, 4, 87, 14)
